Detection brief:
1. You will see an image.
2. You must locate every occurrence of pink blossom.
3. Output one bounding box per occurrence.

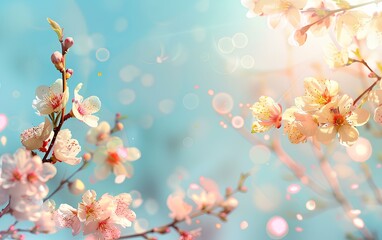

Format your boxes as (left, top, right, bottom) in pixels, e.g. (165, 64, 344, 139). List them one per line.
(32, 79, 69, 115)
(56, 204, 82, 236)
(83, 217, 121, 240)
(251, 96, 283, 133)
(20, 118, 53, 151)
(112, 193, 136, 227)
(93, 137, 140, 183)
(53, 129, 81, 165)
(167, 195, 192, 223)
(78, 190, 114, 223)
(72, 83, 101, 127)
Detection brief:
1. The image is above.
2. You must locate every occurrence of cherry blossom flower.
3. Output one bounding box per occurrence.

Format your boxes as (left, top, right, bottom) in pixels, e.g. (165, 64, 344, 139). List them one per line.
(20, 118, 53, 151)
(253, 0, 308, 28)
(22, 155, 57, 198)
(179, 228, 202, 240)
(33, 200, 57, 234)
(11, 195, 43, 221)
(191, 177, 222, 210)
(323, 43, 349, 69)
(295, 77, 339, 112)
(112, 193, 136, 227)
(251, 96, 283, 133)
(86, 121, 111, 145)
(363, 12, 382, 49)
(283, 107, 318, 143)
(0, 148, 31, 190)
(72, 83, 101, 127)
(302, 0, 335, 36)
(56, 203, 82, 236)
(316, 95, 370, 146)
(335, 11, 370, 47)
(83, 217, 121, 240)
(32, 79, 69, 115)
(78, 190, 114, 223)
(93, 137, 140, 183)
(53, 129, 81, 165)
(368, 90, 382, 124)
(167, 194, 192, 223)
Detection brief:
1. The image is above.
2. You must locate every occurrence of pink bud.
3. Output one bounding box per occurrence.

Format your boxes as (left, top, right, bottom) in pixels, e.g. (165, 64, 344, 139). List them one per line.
(63, 37, 74, 50)
(51, 51, 63, 64)
(83, 152, 92, 161)
(116, 122, 124, 131)
(66, 68, 74, 79)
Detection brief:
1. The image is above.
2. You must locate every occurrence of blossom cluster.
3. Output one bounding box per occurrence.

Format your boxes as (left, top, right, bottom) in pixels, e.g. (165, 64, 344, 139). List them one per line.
(86, 120, 141, 184)
(166, 177, 242, 239)
(241, 0, 382, 49)
(56, 190, 136, 239)
(0, 149, 56, 225)
(251, 77, 373, 146)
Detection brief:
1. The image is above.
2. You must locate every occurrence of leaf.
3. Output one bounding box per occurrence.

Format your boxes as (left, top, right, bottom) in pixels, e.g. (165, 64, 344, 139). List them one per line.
(47, 18, 63, 40)
(332, 0, 351, 9)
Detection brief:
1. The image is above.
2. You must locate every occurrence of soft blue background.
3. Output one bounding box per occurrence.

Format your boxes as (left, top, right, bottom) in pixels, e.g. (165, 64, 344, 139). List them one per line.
(0, 0, 382, 239)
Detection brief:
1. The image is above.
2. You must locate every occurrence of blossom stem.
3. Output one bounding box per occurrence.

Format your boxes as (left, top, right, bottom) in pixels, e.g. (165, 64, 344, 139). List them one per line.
(360, 163, 382, 205)
(0, 201, 10, 218)
(118, 174, 249, 239)
(272, 139, 330, 197)
(314, 150, 375, 240)
(44, 160, 88, 201)
(351, 59, 382, 106)
(42, 40, 68, 163)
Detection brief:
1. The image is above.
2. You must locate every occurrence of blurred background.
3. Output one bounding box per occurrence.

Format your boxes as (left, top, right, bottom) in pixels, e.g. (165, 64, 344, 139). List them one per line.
(0, 0, 382, 239)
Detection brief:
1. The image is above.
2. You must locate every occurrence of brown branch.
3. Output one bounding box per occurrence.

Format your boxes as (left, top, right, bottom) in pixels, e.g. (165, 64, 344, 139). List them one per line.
(42, 39, 68, 163)
(44, 160, 88, 201)
(118, 174, 249, 239)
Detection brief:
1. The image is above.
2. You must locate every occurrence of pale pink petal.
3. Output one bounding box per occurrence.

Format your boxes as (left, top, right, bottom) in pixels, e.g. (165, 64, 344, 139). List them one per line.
(316, 125, 336, 144)
(374, 106, 382, 124)
(351, 108, 370, 126)
(338, 125, 359, 146)
(95, 164, 112, 180)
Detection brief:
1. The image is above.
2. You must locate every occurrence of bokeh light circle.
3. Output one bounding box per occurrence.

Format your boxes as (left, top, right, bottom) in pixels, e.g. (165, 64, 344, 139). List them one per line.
(240, 55, 255, 69)
(120, 65, 141, 82)
(141, 74, 154, 87)
(231, 116, 244, 129)
(183, 93, 199, 110)
(266, 216, 289, 239)
(249, 145, 271, 164)
(212, 92, 234, 114)
(159, 99, 175, 114)
(118, 89, 136, 105)
(95, 48, 110, 62)
(218, 37, 234, 54)
(232, 32, 248, 48)
(346, 137, 372, 162)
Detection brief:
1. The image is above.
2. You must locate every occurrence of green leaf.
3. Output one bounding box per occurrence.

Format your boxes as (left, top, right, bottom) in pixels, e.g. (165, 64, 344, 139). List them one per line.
(333, 0, 351, 9)
(47, 18, 63, 40)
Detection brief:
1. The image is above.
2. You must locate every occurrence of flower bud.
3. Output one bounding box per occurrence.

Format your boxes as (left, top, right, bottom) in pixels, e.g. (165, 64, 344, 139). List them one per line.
(51, 51, 64, 71)
(63, 37, 74, 51)
(66, 68, 73, 79)
(83, 152, 92, 161)
(116, 122, 124, 131)
(68, 179, 85, 195)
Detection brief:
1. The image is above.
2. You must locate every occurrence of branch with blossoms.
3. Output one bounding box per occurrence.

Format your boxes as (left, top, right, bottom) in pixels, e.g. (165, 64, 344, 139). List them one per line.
(0, 18, 250, 240)
(118, 174, 249, 240)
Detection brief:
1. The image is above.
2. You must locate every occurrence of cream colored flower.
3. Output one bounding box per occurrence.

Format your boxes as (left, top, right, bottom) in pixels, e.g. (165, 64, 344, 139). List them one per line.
(316, 95, 370, 146)
(335, 11, 370, 47)
(295, 77, 339, 112)
(250, 96, 282, 133)
(323, 43, 349, 69)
